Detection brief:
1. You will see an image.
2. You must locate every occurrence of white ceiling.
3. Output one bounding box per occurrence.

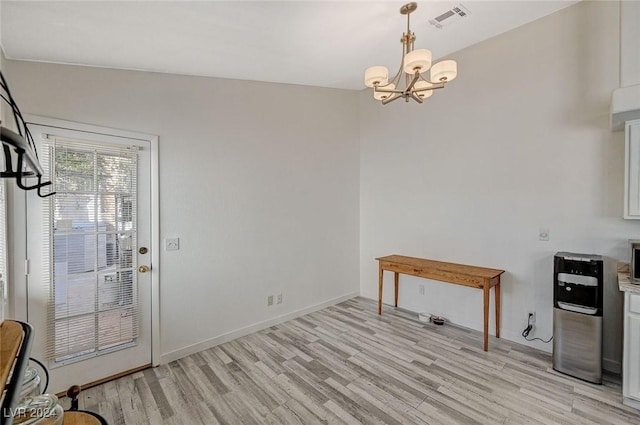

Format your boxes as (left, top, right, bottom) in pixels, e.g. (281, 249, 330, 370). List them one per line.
(1, 1, 579, 90)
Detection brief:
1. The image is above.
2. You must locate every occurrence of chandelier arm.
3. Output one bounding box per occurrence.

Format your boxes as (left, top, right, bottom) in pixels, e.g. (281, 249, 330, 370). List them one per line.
(421, 77, 448, 86)
(375, 86, 403, 94)
(422, 82, 447, 91)
(388, 45, 406, 88)
(405, 72, 421, 93)
(410, 92, 424, 103)
(411, 82, 447, 97)
(376, 81, 395, 88)
(374, 81, 401, 92)
(381, 94, 403, 105)
(389, 68, 403, 88)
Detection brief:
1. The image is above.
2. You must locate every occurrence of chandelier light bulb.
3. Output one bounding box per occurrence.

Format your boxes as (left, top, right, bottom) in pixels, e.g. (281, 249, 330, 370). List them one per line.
(430, 60, 458, 82)
(364, 66, 389, 88)
(403, 49, 432, 74)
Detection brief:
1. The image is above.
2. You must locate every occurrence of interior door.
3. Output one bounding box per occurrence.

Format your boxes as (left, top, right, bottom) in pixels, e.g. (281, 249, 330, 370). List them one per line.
(25, 120, 154, 393)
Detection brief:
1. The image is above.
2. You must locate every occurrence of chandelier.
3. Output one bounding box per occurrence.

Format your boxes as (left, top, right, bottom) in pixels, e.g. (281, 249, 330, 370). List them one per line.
(364, 2, 458, 104)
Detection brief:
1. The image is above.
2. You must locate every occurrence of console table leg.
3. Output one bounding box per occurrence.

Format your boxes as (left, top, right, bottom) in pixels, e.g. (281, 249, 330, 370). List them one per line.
(483, 282, 490, 351)
(495, 277, 501, 339)
(394, 272, 399, 307)
(378, 264, 384, 315)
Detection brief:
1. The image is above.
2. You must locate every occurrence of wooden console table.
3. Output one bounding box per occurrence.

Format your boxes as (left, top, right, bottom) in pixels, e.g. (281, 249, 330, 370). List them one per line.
(376, 255, 504, 351)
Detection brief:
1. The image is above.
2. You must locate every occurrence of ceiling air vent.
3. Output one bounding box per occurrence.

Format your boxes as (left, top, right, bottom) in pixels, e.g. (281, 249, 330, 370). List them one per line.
(428, 4, 470, 29)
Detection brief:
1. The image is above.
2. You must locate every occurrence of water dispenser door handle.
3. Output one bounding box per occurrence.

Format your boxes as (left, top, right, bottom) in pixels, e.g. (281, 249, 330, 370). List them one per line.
(557, 301, 598, 315)
(557, 273, 598, 287)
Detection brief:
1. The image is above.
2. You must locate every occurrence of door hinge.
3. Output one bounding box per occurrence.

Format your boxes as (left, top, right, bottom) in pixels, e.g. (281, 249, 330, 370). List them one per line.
(24, 259, 29, 276)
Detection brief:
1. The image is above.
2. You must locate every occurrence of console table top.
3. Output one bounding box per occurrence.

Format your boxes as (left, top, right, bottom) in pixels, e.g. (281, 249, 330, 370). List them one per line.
(376, 255, 504, 280)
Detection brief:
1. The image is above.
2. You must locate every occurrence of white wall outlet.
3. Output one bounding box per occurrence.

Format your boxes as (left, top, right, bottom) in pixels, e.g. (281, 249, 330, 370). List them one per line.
(267, 295, 274, 306)
(538, 228, 549, 241)
(528, 311, 536, 324)
(277, 293, 283, 304)
(419, 284, 425, 295)
(165, 238, 180, 251)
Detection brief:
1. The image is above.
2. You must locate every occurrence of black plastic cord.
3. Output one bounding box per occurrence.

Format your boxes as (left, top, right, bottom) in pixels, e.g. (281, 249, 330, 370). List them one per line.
(525, 335, 554, 343)
(521, 314, 553, 343)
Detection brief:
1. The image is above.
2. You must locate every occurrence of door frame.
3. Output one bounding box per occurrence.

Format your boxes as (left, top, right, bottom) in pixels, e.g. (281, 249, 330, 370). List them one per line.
(22, 115, 160, 367)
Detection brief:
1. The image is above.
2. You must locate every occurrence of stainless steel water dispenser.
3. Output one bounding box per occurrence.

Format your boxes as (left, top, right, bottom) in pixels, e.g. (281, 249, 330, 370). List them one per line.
(552, 252, 603, 384)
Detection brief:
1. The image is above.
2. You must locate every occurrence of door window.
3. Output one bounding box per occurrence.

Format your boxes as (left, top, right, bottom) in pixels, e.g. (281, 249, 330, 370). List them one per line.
(42, 137, 140, 363)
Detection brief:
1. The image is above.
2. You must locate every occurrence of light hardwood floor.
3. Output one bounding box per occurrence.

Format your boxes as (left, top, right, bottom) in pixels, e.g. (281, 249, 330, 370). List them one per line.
(65, 297, 640, 424)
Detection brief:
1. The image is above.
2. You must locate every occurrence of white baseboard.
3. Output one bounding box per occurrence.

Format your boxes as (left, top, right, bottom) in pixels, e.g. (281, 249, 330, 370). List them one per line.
(623, 396, 640, 411)
(160, 292, 359, 364)
(360, 291, 622, 373)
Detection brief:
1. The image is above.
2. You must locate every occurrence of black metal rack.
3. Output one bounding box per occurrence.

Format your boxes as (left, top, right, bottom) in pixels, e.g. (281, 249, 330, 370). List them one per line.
(0, 70, 54, 198)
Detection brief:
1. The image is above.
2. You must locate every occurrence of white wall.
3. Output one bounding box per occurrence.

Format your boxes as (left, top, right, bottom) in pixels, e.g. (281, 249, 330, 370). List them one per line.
(1, 44, 9, 127)
(4, 62, 360, 361)
(4, 0, 635, 373)
(359, 0, 634, 372)
(621, 0, 640, 88)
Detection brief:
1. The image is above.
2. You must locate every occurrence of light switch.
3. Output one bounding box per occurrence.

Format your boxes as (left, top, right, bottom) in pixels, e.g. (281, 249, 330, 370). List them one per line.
(165, 238, 180, 251)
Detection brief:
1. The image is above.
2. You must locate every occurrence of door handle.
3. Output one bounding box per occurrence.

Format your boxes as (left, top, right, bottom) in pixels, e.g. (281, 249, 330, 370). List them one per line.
(138, 265, 150, 273)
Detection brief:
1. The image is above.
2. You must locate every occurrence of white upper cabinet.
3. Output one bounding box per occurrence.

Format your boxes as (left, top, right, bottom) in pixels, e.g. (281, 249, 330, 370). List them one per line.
(625, 120, 640, 219)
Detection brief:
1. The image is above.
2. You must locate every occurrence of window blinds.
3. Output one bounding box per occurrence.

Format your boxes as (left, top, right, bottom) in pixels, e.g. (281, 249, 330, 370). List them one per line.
(42, 136, 140, 362)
